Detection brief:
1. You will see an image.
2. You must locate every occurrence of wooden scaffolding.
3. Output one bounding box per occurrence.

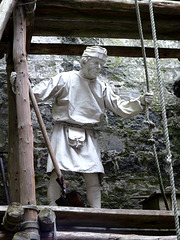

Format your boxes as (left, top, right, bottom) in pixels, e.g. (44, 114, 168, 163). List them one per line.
(0, 0, 180, 239)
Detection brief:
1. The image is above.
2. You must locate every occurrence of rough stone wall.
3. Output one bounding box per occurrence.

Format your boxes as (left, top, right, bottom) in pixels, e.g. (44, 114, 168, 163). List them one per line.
(0, 37, 180, 209)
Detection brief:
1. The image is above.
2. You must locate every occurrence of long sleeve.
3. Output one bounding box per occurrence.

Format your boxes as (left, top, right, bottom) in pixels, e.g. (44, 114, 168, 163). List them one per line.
(104, 83, 144, 118)
(33, 73, 66, 103)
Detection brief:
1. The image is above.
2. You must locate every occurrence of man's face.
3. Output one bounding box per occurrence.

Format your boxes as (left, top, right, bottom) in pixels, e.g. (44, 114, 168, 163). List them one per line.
(83, 58, 105, 80)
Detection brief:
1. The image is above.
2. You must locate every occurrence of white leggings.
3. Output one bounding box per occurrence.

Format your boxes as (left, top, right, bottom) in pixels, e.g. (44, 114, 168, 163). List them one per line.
(47, 170, 101, 208)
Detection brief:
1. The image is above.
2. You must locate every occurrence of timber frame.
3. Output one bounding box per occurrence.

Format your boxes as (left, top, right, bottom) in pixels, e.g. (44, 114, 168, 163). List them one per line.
(0, 0, 180, 239)
(0, 0, 180, 58)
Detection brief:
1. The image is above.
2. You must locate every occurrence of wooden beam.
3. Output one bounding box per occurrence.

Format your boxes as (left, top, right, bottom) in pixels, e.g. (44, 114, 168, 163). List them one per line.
(13, 1, 38, 237)
(6, 45, 20, 203)
(25, 0, 36, 51)
(13, 0, 35, 207)
(1, 0, 180, 41)
(32, 0, 180, 40)
(0, 230, 177, 240)
(37, 206, 178, 230)
(36, 0, 180, 13)
(42, 231, 177, 240)
(0, 206, 177, 230)
(1, 42, 179, 58)
(0, 0, 18, 41)
(33, 17, 180, 40)
(28, 43, 180, 59)
(0, 206, 179, 238)
(2, 203, 24, 232)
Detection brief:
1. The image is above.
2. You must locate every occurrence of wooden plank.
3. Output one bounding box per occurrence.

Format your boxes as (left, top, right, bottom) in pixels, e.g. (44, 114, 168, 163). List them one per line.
(33, 16, 180, 40)
(0, 231, 177, 240)
(52, 208, 176, 230)
(33, 231, 179, 240)
(0, 206, 178, 237)
(28, 43, 180, 59)
(31, 0, 180, 40)
(1, 0, 180, 41)
(1, 42, 179, 58)
(36, 0, 180, 13)
(0, 206, 178, 230)
(37, 206, 178, 230)
(0, 0, 18, 41)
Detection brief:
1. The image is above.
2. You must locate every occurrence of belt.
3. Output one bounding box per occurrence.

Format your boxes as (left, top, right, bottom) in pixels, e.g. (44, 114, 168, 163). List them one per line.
(58, 121, 99, 130)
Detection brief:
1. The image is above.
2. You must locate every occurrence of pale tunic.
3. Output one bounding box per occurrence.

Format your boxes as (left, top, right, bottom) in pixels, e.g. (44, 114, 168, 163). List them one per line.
(33, 71, 144, 174)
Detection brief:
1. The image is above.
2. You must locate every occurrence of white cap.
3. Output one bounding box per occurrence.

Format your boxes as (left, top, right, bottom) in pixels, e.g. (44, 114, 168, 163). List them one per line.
(82, 46, 107, 62)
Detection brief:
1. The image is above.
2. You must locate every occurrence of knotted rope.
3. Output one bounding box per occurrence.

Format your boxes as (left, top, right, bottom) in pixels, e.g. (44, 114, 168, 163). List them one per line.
(148, 0, 180, 238)
(135, 0, 169, 210)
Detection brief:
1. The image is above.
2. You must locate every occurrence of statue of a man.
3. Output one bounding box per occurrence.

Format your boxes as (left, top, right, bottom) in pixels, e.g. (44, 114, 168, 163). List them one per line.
(33, 46, 153, 208)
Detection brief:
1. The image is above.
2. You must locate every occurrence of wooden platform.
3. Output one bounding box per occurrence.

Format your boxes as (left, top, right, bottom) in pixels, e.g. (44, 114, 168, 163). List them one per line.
(1, 0, 180, 59)
(32, 0, 180, 40)
(2, 0, 180, 41)
(0, 206, 179, 239)
(0, 231, 177, 240)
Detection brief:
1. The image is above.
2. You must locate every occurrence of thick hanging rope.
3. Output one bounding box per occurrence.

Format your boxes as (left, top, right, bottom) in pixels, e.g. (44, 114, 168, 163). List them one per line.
(135, 0, 150, 91)
(134, 0, 169, 211)
(148, 0, 180, 238)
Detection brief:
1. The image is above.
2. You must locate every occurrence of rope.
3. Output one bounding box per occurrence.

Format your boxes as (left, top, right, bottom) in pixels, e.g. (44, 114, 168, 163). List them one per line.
(135, 0, 169, 210)
(17, 0, 37, 14)
(135, 0, 150, 92)
(148, 0, 180, 238)
(17, 0, 37, 7)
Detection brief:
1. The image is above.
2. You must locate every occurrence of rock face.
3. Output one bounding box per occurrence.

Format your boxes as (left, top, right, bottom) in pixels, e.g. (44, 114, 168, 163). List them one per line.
(0, 37, 180, 209)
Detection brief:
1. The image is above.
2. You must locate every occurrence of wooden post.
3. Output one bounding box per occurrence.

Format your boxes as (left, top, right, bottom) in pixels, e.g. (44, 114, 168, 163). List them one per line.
(13, 1, 38, 238)
(6, 46, 20, 203)
(2, 202, 24, 232)
(0, 0, 18, 41)
(38, 208, 56, 232)
(13, 232, 30, 240)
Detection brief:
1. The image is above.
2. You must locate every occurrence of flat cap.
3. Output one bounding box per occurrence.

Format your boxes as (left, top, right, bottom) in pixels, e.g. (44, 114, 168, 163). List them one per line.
(82, 46, 107, 62)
